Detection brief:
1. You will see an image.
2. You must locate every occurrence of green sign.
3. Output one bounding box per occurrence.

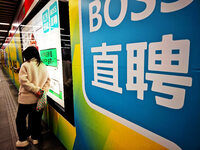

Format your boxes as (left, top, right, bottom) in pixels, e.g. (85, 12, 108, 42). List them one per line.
(40, 48, 57, 67)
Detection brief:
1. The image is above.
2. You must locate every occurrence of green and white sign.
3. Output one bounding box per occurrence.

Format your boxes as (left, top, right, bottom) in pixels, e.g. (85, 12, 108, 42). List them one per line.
(40, 48, 57, 67)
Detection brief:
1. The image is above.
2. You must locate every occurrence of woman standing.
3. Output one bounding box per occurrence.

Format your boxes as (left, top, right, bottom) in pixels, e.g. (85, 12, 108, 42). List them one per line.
(15, 46, 50, 147)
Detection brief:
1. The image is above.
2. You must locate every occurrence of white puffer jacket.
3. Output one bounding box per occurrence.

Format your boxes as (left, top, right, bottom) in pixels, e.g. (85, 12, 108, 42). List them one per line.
(18, 58, 50, 104)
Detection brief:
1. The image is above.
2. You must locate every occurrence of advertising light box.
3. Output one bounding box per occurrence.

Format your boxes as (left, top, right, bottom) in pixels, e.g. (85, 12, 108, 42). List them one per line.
(22, 0, 64, 107)
(79, 0, 200, 149)
(40, 48, 58, 67)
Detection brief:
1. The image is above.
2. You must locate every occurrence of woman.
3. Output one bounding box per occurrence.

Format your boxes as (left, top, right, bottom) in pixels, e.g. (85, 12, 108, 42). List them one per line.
(15, 46, 50, 147)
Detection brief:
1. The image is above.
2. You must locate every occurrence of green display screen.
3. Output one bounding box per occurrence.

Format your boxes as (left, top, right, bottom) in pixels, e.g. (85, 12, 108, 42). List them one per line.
(40, 48, 57, 67)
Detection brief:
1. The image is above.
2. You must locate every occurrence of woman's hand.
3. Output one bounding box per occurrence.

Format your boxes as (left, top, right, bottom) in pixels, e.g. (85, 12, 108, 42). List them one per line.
(35, 89, 44, 98)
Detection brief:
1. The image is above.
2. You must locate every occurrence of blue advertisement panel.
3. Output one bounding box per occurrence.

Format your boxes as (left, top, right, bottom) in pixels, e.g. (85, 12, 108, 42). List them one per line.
(49, 1, 59, 30)
(42, 9, 49, 33)
(79, 0, 200, 149)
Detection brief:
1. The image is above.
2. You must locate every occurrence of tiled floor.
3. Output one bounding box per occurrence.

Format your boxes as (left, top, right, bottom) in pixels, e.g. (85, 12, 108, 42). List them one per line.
(0, 67, 67, 150)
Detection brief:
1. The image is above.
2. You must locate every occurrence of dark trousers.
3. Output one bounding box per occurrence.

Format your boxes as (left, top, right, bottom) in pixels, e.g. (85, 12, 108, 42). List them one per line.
(16, 104, 43, 141)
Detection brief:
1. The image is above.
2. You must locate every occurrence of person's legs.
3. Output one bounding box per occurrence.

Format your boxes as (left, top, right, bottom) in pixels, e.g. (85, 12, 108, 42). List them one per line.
(16, 104, 29, 141)
(27, 104, 36, 138)
(29, 104, 43, 140)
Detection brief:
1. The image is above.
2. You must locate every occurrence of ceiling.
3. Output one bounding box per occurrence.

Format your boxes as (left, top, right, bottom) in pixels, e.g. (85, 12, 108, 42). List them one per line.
(0, 0, 22, 47)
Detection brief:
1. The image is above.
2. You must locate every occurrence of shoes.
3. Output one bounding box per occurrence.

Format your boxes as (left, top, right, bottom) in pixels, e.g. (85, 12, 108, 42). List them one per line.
(16, 140, 29, 147)
(28, 136, 39, 145)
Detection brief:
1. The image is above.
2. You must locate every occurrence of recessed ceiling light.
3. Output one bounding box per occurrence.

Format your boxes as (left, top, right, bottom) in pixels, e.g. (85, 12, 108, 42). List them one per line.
(9, 30, 15, 33)
(12, 23, 19, 27)
(0, 22, 9, 26)
(0, 30, 8, 32)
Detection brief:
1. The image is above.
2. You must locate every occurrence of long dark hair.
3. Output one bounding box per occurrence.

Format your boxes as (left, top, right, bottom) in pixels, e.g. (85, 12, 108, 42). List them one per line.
(22, 46, 42, 66)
